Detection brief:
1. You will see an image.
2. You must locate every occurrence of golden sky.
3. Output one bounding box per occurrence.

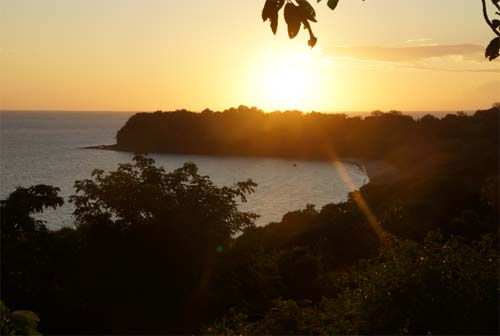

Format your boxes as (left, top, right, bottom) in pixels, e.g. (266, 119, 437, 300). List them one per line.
(1, 0, 499, 112)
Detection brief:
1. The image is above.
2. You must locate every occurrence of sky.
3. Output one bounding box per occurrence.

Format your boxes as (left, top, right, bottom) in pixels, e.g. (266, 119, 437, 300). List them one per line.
(1, 0, 499, 112)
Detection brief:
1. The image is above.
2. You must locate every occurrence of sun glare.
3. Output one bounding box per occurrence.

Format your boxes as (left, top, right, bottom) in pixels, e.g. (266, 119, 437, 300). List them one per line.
(249, 49, 327, 111)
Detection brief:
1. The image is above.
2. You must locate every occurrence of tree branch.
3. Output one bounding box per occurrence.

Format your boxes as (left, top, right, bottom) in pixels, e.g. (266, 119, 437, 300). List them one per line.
(482, 0, 500, 36)
(490, 0, 500, 13)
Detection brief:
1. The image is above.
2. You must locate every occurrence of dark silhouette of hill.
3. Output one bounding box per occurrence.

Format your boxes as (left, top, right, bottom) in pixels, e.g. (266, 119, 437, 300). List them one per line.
(113, 105, 499, 177)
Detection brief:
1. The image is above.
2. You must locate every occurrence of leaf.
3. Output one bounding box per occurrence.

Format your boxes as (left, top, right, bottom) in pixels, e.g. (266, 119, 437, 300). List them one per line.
(262, 0, 285, 35)
(297, 0, 317, 22)
(327, 0, 340, 10)
(10, 310, 40, 330)
(492, 19, 500, 31)
(485, 37, 500, 61)
(261, 0, 272, 21)
(308, 36, 318, 48)
(270, 17, 278, 35)
(14, 325, 42, 336)
(8, 311, 41, 335)
(284, 3, 302, 39)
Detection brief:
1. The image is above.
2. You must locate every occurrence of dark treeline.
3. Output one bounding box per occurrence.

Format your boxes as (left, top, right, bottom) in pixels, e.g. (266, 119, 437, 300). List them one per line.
(1, 106, 499, 334)
(115, 106, 499, 174)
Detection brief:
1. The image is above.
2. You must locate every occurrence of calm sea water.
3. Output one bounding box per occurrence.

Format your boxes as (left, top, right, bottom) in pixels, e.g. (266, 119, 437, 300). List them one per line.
(0, 111, 371, 229)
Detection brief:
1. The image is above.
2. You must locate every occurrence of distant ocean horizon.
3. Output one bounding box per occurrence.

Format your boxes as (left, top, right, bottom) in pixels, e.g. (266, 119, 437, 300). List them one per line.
(0, 109, 477, 119)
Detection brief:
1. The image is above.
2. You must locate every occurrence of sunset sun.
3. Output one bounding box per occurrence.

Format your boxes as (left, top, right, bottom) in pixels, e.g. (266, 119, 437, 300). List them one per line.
(249, 49, 326, 111)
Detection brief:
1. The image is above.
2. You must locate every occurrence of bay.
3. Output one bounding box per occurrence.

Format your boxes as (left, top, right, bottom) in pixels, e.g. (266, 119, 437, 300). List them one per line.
(0, 111, 368, 228)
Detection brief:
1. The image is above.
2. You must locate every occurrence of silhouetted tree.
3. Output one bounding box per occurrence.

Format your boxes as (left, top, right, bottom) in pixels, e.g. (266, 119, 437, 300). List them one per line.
(0, 185, 63, 240)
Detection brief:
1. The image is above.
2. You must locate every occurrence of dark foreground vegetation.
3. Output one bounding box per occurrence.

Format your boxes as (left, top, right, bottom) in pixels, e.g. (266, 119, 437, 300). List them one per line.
(1, 107, 499, 334)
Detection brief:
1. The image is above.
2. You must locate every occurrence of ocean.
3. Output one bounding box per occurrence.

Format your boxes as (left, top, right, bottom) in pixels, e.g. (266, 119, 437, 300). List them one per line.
(0, 110, 371, 229)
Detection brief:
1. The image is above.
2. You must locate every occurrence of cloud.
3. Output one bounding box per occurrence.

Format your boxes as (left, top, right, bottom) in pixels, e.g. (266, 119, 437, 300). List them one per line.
(324, 44, 500, 73)
(326, 44, 483, 62)
(404, 38, 433, 44)
(401, 64, 500, 73)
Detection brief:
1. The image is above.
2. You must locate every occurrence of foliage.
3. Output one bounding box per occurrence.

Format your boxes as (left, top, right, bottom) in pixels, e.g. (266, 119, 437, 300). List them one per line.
(262, 0, 500, 61)
(208, 233, 500, 335)
(261, 0, 362, 47)
(1, 110, 498, 333)
(0, 185, 63, 240)
(1, 156, 257, 333)
(485, 36, 500, 60)
(70, 154, 257, 241)
(0, 300, 41, 335)
(261, 0, 284, 35)
(206, 165, 499, 326)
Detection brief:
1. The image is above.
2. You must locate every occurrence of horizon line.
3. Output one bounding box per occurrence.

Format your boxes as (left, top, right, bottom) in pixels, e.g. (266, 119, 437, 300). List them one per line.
(0, 108, 478, 114)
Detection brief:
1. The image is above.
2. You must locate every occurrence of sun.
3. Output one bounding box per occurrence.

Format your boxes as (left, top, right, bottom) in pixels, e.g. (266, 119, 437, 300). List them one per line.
(248, 48, 326, 111)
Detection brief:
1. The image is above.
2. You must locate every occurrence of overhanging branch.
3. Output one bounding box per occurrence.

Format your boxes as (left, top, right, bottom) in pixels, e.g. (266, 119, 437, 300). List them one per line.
(482, 0, 500, 36)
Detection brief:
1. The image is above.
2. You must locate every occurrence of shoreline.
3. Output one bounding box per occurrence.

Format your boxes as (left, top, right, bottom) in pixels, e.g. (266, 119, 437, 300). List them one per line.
(340, 158, 400, 184)
(83, 145, 399, 184)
